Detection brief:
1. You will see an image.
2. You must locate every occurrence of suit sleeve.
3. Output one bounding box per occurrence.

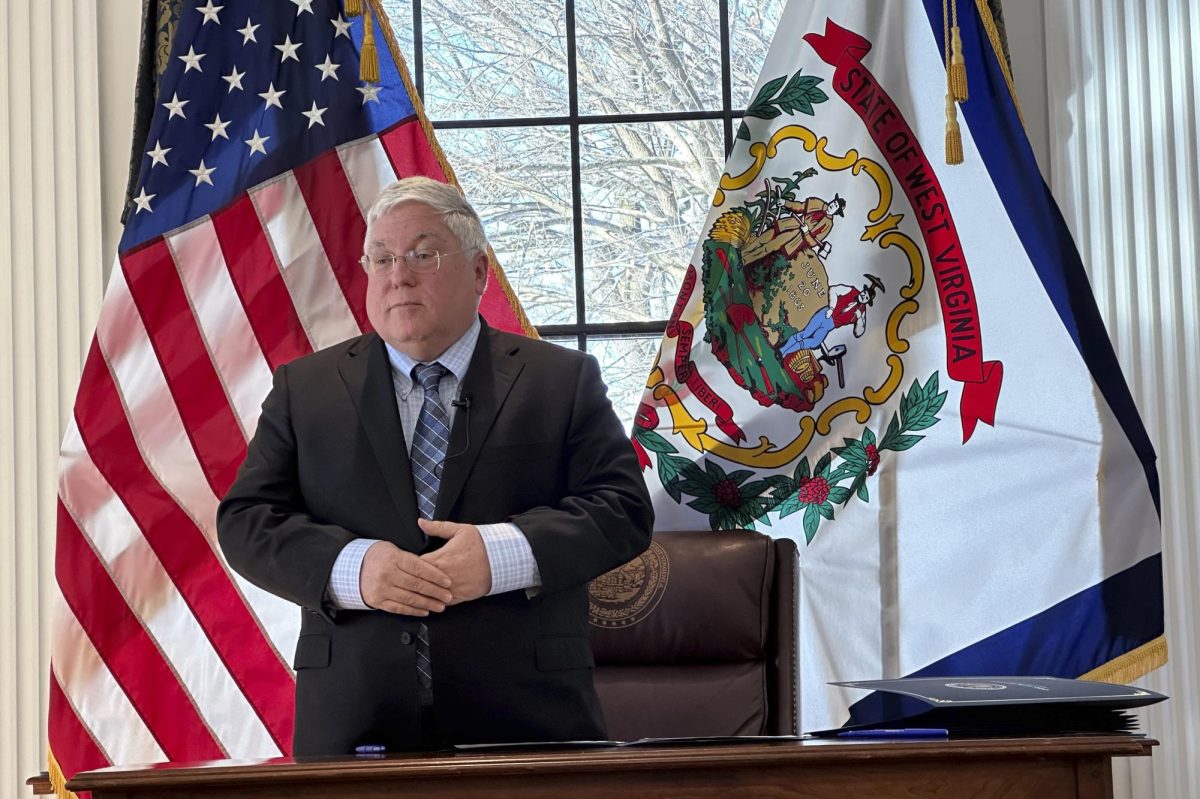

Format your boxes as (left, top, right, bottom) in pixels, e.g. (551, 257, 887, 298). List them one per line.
(217, 364, 356, 617)
(510, 354, 655, 594)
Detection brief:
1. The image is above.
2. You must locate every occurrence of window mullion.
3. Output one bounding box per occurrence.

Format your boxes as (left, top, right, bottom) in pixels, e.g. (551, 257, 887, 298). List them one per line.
(566, 0, 587, 350)
(412, 0, 425, 100)
(719, 0, 734, 157)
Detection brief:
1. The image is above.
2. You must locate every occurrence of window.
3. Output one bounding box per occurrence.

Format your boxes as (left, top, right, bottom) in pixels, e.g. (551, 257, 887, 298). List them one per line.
(381, 0, 786, 428)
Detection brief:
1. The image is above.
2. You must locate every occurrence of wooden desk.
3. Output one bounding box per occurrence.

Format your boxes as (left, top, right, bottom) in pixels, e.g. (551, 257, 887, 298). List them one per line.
(68, 735, 1155, 799)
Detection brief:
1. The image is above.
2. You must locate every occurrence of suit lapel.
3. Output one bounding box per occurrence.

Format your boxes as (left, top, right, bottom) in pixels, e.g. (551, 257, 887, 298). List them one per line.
(337, 335, 424, 548)
(435, 324, 524, 519)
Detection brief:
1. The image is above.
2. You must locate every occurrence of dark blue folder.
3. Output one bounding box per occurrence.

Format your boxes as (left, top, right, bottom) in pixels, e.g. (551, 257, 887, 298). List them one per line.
(809, 676, 1166, 738)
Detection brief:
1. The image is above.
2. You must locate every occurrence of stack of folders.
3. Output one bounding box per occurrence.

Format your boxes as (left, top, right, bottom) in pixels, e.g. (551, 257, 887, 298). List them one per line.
(809, 676, 1167, 738)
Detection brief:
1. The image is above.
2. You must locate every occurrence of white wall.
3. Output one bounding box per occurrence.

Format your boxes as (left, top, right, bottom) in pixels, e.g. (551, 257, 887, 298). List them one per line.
(1003, 0, 1050, 174)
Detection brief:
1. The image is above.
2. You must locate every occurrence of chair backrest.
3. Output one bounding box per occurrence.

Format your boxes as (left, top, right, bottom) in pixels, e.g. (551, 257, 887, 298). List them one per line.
(588, 529, 797, 740)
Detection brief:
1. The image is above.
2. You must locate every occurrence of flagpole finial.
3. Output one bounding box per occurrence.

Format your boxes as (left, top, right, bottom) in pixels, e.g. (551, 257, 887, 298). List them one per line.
(945, 93, 964, 165)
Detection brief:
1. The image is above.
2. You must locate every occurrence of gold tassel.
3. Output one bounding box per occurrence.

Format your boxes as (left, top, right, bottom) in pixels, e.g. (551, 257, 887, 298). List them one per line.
(360, 4, 380, 82)
(345, 0, 363, 16)
(949, 25, 968, 102)
(945, 93, 963, 165)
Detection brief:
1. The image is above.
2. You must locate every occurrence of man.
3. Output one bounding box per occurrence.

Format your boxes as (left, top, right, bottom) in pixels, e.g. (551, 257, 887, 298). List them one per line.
(781, 274, 885, 354)
(217, 177, 654, 755)
(742, 193, 846, 264)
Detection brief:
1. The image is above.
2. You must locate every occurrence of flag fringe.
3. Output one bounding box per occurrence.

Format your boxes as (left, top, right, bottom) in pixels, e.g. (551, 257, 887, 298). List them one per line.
(366, 0, 538, 339)
(345, 0, 363, 16)
(973, 0, 1025, 129)
(1080, 635, 1169, 685)
(47, 749, 79, 799)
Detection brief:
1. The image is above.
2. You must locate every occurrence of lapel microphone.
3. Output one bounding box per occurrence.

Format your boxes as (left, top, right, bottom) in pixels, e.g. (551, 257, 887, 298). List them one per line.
(435, 395, 473, 478)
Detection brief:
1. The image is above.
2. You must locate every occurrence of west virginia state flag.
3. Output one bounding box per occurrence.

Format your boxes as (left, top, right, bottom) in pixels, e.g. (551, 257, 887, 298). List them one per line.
(634, 0, 1164, 730)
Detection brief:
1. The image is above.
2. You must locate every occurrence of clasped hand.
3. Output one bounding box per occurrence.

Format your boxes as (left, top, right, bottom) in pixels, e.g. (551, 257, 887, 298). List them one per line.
(359, 520, 492, 616)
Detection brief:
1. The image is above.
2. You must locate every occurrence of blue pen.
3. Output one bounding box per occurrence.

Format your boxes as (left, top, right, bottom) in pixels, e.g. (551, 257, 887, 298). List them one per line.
(355, 744, 387, 754)
(837, 728, 949, 739)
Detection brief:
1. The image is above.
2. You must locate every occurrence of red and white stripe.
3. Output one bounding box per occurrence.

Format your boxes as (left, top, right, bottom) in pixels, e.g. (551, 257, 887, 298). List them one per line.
(50, 120, 529, 779)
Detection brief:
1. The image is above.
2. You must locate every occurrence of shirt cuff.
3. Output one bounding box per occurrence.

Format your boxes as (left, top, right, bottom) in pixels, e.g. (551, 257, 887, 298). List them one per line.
(328, 538, 381, 610)
(477, 522, 541, 595)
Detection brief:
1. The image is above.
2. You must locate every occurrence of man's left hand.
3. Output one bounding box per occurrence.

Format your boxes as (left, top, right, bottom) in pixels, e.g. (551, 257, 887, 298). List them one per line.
(418, 519, 492, 604)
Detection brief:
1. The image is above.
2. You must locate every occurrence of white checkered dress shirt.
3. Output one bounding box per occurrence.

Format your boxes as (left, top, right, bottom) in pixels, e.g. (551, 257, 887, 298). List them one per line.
(329, 318, 541, 609)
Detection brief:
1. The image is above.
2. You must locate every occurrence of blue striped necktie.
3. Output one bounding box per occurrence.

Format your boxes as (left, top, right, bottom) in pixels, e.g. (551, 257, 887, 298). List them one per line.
(410, 362, 451, 520)
(409, 361, 449, 698)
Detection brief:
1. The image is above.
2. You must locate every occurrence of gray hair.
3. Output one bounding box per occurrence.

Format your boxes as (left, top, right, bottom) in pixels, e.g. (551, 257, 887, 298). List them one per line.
(365, 176, 488, 255)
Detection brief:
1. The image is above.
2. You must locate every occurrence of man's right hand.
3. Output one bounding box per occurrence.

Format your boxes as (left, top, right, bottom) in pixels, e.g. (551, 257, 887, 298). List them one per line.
(360, 541, 454, 615)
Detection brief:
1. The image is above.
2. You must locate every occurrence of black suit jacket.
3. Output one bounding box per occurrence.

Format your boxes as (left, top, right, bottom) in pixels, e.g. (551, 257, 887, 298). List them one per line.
(217, 322, 654, 754)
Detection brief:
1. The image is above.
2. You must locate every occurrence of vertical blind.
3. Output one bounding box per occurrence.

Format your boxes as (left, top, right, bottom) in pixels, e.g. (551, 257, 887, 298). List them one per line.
(1046, 1, 1200, 796)
(1, 1, 105, 797)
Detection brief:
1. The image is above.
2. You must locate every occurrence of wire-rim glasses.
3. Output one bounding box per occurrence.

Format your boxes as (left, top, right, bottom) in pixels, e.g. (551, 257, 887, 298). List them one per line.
(359, 249, 466, 276)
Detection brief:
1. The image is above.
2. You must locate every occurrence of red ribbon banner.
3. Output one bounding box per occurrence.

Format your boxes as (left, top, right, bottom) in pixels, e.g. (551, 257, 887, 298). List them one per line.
(665, 265, 746, 443)
(804, 19, 1003, 442)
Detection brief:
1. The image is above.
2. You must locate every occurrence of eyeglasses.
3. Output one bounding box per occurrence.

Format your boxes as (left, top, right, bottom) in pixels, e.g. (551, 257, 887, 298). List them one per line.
(359, 249, 466, 275)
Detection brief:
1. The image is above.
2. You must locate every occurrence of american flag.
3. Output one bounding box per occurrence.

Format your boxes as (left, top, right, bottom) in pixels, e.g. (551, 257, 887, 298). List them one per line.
(48, 0, 530, 788)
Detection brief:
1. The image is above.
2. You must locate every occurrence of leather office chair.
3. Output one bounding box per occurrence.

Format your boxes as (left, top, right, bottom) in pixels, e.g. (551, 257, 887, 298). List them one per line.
(588, 529, 798, 740)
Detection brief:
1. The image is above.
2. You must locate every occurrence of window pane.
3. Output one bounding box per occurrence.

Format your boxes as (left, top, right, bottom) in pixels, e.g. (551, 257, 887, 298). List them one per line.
(421, 0, 568, 120)
(438, 125, 576, 326)
(543, 335, 580, 350)
(378, 0, 415, 69)
(589, 336, 660, 434)
(728, 0, 787, 109)
(575, 0, 721, 115)
(580, 120, 722, 323)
